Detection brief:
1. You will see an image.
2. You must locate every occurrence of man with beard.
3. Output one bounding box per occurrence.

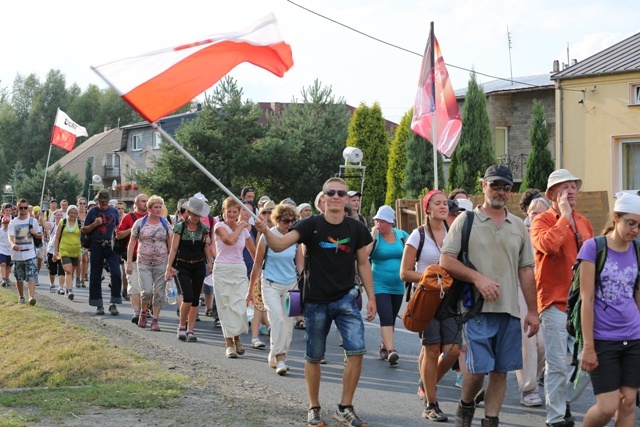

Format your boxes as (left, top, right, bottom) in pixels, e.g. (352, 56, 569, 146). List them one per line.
(441, 165, 539, 427)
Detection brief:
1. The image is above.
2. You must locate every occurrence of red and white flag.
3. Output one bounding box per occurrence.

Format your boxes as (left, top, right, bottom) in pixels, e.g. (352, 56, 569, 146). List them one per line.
(411, 32, 462, 158)
(91, 13, 294, 123)
(50, 108, 88, 152)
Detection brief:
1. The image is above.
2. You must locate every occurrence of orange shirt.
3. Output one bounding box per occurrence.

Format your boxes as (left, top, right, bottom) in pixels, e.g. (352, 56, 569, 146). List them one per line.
(530, 209, 594, 314)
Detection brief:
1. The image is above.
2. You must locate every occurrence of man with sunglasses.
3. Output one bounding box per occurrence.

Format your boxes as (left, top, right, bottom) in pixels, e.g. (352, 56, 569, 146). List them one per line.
(530, 169, 594, 427)
(8, 199, 42, 305)
(255, 177, 376, 427)
(441, 165, 539, 427)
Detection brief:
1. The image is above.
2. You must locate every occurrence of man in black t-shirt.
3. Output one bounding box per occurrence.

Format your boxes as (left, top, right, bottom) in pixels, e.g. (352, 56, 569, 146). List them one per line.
(256, 177, 376, 427)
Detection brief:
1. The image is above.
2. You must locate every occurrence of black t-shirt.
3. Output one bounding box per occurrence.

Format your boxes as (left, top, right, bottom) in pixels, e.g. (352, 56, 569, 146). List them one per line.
(292, 215, 372, 303)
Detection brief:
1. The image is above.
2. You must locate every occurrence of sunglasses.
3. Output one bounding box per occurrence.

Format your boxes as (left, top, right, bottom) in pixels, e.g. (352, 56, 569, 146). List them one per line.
(488, 182, 512, 192)
(18, 206, 29, 210)
(78, 202, 87, 205)
(324, 189, 348, 198)
(280, 218, 296, 225)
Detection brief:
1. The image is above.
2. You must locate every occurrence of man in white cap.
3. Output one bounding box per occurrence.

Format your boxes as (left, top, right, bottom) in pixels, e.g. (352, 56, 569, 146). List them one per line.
(347, 191, 367, 226)
(530, 169, 594, 427)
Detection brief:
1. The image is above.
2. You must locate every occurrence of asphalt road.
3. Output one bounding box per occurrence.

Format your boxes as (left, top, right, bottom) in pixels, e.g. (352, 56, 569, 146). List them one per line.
(32, 271, 625, 426)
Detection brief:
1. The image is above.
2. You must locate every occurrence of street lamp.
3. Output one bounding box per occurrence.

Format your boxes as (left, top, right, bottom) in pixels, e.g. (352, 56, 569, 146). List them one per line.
(338, 147, 366, 200)
(88, 175, 103, 200)
(3, 185, 14, 205)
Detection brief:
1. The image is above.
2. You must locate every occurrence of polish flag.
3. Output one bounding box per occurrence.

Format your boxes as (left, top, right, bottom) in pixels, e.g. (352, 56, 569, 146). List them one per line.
(91, 14, 294, 123)
(50, 108, 88, 152)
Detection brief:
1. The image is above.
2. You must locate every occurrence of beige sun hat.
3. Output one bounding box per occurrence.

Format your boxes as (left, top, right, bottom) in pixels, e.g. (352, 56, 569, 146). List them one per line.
(182, 197, 210, 217)
(545, 169, 582, 199)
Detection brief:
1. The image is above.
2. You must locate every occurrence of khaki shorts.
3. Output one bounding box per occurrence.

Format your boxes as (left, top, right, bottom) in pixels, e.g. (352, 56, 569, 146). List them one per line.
(125, 260, 141, 294)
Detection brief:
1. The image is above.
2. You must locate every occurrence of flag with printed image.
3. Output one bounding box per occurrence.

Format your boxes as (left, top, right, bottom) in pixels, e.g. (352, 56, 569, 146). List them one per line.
(50, 108, 88, 152)
(91, 13, 294, 123)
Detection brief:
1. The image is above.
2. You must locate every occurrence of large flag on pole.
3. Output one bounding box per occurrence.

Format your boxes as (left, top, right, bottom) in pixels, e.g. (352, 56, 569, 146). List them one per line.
(91, 13, 293, 123)
(411, 30, 462, 158)
(50, 108, 88, 152)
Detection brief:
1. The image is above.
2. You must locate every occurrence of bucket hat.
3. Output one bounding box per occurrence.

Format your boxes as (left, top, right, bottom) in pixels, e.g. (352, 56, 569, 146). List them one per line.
(545, 169, 582, 199)
(183, 197, 210, 217)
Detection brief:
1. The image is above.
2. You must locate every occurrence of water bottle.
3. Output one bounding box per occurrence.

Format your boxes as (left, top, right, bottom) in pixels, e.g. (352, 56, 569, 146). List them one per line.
(166, 281, 177, 305)
(348, 285, 360, 298)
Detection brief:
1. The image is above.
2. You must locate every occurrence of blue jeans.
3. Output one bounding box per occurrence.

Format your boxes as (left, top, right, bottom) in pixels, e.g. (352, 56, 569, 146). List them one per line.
(88, 242, 122, 307)
(304, 292, 365, 363)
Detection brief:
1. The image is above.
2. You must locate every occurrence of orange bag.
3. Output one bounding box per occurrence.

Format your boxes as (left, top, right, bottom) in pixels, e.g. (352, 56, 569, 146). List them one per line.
(402, 264, 454, 332)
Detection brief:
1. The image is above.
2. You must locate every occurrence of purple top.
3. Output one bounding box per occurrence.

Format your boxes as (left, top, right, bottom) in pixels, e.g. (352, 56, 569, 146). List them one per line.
(578, 238, 640, 341)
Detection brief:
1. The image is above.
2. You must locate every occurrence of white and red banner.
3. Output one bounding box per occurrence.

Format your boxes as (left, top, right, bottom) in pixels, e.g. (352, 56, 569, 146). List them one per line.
(50, 108, 88, 152)
(91, 13, 294, 123)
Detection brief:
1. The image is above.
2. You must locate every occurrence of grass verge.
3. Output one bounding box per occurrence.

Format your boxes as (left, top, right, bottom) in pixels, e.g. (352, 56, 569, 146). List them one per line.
(0, 289, 186, 425)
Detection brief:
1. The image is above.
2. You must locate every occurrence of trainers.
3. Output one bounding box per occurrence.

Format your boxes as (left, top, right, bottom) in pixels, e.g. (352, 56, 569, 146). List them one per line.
(67, 290, 74, 301)
(138, 312, 147, 328)
(96, 306, 105, 315)
(319, 357, 327, 364)
(226, 346, 238, 358)
(252, 338, 266, 348)
(81, 280, 86, 288)
(334, 405, 366, 427)
(259, 325, 270, 336)
(307, 406, 325, 427)
(131, 314, 139, 324)
(18, 296, 25, 304)
(57, 287, 65, 295)
(49, 285, 56, 293)
(150, 318, 160, 331)
(75, 277, 80, 286)
(276, 361, 288, 376)
(234, 340, 245, 355)
(378, 345, 389, 361)
(455, 373, 463, 388)
(28, 297, 36, 306)
(455, 401, 475, 427)
(387, 350, 399, 366)
(205, 308, 216, 318)
(109, 304, 119, 315)
(520, 391, 542, 407)
(177, 326, 187, 341)
(422, 401, 448, 422)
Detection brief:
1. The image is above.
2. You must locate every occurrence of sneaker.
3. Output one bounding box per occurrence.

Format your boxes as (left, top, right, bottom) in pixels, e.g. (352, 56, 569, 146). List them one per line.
(28, 297, 36, 306)
(387, 350, 399, 366)
(455, 373, 463, 388)
(565, 404, 575, 427)
(109, 304, 119, 315)
(18, 296, 25, 304)
(67, 290, 74, 301)
(186, 330, 197, 342)
(1, 279, 7, 288)
(307, 407, 325, 427)
(455, 401, 475, 427)
(214, 320, 221, 328)
(269, 358, 278, 369)
(475, 389, 486, 407)
(378, 345, 389, 361)
(334, 405, 366, 427)
(96, 306, 105, 315)
(422, 401, 448, 422)
(138, 312, 147, 328)
(226, 346, 238, 358)
(57, 287, 65, 295)
(252, 338, 266, 348)
(131, 314, 139, 324)
(234, 340, 245, 355)
(294, 319, 306, 329)
(75, 277, 80, 286)
(520, 391, 543, 407)
(205, 308, 216, 317)
(150, 318, 160, 331)
(81, 280, 86, 288)
(177, 326, 187, 341)
(320, 358, 327, 364)
(50, 285, 56, 293)
(259, 325, 270, 336)
(276, 361, 288, 376)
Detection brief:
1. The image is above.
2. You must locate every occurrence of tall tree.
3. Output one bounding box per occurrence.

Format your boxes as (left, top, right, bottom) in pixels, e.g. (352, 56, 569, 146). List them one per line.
(345, 102, 389, 210)
(15, 164, 82, 204)
(385, 109, 412, 205)
(522, 99, 555, 191)
(403, 132, 444, 198)
(82, 157, 93, 199)
(448, 72, 495, 194)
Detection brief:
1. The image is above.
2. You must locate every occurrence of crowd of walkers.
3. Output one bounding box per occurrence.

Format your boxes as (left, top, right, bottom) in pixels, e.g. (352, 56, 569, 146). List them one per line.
(1, 167, 639, 427)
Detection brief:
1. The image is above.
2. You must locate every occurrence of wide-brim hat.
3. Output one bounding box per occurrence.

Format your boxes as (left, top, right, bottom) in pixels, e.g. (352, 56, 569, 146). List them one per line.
(183, 197, 210, 217)
(94, 189, 110, 201)
(545, 169, 582, 199)
(260, 200, 276, 214)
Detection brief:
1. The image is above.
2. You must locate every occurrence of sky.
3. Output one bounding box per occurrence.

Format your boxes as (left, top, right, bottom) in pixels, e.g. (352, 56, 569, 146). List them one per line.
(2, 0, 638, 124)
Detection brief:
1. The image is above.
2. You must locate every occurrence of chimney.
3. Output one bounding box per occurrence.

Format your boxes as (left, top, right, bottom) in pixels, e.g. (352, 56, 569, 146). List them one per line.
(571, 59, 577, 66)
(552, 60, 559, 73)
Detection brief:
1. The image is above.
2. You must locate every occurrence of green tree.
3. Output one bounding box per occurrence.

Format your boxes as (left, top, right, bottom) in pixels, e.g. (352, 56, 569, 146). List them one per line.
(403, 132, 444, 198)
(385, 109, 412, 205)
(82, 157, 93, 199)
(15, 164, 82, 204)
(522, 99, 555, 191)
(345, 102, 389, 210)
(448, 72, 495, 194)
(10, 161, 26, 191)
(253, 79, 349, 204)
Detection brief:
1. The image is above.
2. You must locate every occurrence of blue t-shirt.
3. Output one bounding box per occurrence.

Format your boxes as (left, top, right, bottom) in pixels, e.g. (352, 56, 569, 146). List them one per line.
(262, 227, 298, 285)
(370, 228, 409, 295)
(577, 238, 640, 341)
(85, 206, 120, 240)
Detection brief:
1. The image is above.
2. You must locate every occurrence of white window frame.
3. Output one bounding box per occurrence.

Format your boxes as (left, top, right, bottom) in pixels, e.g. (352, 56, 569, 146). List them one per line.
(619, 139, 640, 193)
(153, 132, 162, 149)
(629, 82, 640, 105)
(132, 134, 142, 151)
(494, 126, 508, 157)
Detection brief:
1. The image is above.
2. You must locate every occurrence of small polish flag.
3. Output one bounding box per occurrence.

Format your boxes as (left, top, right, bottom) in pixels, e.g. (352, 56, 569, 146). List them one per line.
(91, 13, 294, 123)
(50, 108, 88, 152)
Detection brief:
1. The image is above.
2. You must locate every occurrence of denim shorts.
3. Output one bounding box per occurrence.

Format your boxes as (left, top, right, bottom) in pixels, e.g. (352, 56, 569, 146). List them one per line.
(304, 292, 366, 362)
(464, 313, 523, 374)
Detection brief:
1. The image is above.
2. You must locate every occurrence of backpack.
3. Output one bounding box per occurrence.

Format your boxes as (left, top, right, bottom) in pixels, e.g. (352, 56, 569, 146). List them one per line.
(566, 236, 640, 371)
(135, 215, 171, 252)
(29, 217, 43, 248)
(404, 226, 425, 302)
(112, 213, 137, 256)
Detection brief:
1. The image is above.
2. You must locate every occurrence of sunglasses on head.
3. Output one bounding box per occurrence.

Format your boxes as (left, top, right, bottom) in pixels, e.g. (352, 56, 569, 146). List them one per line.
(488, 182, 512, 192)
(280, 218, 296, 225)
(324, 189, 348, 198)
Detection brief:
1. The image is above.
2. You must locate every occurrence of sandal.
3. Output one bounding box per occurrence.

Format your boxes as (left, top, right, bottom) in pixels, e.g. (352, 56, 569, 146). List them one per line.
(294, 319, 306, 330)
(186, 330, 197, 342)
(177, 326, 187, 341)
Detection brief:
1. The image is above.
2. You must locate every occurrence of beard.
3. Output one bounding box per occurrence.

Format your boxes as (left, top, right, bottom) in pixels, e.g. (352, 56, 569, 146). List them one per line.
(489, 195, 507, 210)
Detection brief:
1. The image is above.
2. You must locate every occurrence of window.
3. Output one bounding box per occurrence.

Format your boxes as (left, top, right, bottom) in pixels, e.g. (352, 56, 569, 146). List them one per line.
(622, 140, 640, 191)
(495, 127, 508, 157)
(153, 132, 162, 149)
(132, 134, 142, 151)
(629, 83, 640, 105)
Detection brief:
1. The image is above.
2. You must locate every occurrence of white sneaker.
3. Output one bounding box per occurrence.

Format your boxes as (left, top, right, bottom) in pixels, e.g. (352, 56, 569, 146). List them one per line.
(251, 338, 265, 348)
(275, 360, 288, 376)
(520, 391, 543, 407)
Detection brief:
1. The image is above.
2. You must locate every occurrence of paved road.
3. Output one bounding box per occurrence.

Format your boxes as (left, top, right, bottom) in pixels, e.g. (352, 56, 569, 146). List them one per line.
(31, 272, 623, 426)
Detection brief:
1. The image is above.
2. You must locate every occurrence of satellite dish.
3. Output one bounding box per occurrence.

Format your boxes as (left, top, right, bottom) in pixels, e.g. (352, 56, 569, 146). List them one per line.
(343, 147, 363, 164)
(111, 180, 117, 190)
(92, 175, 103, 184)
